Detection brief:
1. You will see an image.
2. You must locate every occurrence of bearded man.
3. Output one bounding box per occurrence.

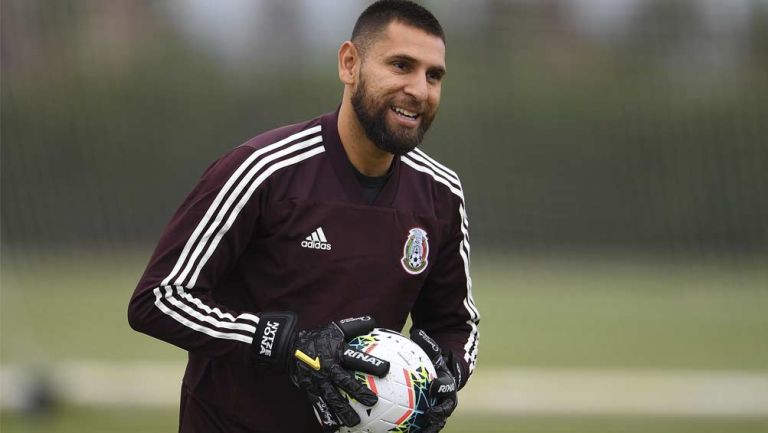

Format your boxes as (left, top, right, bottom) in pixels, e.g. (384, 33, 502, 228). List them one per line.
(128, 1, 479, 432)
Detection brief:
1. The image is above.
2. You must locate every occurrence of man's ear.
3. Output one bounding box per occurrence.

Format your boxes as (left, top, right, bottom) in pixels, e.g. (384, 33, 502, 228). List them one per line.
(338, 41, 359, 85)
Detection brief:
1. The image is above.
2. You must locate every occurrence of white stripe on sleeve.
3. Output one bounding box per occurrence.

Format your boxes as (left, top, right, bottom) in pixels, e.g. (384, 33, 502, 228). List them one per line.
(176, 136, 323, 287)
(153, 287, 254, 344)
(187, 145, 325, 287)
(152, 126, 324, 344)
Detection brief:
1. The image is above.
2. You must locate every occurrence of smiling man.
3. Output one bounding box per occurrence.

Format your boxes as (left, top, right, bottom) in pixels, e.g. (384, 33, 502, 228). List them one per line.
(128, 1, 479, 432)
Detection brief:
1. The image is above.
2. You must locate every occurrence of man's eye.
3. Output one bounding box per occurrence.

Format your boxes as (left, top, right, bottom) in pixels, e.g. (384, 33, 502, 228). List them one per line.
(393, 61, 406, 70)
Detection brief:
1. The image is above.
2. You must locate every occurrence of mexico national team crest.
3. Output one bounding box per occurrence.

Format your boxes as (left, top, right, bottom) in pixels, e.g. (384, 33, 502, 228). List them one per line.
(401, 228, 429, 275)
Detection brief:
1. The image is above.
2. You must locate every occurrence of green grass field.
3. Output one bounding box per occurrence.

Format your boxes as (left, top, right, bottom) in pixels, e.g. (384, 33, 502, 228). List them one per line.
(2, 408, 767, 433)
(473, 253, 768, 370)
(2, 249, 767, 432)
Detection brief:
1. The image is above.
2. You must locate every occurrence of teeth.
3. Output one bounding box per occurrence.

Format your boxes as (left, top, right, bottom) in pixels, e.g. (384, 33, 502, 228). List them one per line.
(392, 106, 418, 118)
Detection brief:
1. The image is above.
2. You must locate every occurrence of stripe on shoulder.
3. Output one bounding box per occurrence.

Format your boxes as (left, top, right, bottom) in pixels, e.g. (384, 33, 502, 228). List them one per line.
(412, 148, 461, 185)
(402, 150, 464, 201)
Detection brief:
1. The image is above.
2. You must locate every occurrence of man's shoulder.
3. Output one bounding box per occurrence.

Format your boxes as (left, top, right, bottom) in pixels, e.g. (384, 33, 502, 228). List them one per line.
(238, 115, 325, 153)
(202, 114, 327, 182)
(401, 147, 464, 202)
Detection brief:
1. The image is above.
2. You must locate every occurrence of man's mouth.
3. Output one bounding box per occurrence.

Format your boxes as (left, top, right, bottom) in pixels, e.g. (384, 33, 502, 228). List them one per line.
(390, 105, 420, 120)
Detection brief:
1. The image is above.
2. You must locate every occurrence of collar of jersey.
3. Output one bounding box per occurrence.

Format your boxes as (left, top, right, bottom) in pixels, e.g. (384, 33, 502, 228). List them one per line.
(320, 108, 402, 207)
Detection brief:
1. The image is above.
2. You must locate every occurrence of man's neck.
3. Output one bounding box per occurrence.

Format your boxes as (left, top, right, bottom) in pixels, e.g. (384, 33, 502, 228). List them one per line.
(337, 98, 394, 178)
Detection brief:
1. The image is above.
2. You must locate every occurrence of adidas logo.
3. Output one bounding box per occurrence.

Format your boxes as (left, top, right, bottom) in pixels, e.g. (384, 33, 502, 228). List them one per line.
(301, 227, 332, 251)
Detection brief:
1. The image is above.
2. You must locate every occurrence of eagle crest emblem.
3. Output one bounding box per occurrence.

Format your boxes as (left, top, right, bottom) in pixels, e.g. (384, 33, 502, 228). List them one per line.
(401, 228, 429, 275)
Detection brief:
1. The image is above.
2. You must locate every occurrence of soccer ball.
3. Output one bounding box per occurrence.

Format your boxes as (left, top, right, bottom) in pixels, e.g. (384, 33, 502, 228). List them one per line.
(339, 328, 436, 433)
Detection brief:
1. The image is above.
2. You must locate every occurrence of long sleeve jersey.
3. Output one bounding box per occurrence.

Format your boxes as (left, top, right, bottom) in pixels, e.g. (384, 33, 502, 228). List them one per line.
(128, 110, 479, 432)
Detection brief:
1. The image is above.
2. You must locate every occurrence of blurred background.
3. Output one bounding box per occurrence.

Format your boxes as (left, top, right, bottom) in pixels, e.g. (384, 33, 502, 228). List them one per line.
(2, 0, 767, 432)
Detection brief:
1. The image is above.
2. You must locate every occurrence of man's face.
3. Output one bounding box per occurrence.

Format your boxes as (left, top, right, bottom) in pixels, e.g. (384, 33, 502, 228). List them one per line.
(351, 21, 446, 156)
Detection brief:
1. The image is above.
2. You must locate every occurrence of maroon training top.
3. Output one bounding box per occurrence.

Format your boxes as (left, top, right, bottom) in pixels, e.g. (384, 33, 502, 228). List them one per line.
(128, 110, 480, 431)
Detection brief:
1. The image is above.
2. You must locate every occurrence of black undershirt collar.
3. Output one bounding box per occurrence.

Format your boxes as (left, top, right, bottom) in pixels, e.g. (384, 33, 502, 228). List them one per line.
(351, 164, 392, 205)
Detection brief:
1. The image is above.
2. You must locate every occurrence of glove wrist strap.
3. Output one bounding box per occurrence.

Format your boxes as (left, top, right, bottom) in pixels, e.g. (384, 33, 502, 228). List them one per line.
(252, 311, 297, 370)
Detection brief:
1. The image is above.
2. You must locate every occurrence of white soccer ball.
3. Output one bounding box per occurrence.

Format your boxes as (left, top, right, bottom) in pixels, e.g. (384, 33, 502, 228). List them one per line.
(339, 328, 436, 433)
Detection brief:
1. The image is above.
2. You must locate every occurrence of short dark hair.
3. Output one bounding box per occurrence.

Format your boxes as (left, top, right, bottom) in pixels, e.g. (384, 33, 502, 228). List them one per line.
(351, 0, 445, 54)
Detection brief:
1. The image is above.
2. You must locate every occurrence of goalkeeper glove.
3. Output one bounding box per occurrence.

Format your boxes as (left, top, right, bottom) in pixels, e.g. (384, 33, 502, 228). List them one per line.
(411, 329, 459, 433)
(252, 313, 389, 431)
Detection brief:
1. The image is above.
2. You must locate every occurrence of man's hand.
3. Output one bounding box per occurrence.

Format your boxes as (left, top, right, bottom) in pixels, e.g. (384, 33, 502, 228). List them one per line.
(411, 329, 459, 433)
(252, 313, 389, 431)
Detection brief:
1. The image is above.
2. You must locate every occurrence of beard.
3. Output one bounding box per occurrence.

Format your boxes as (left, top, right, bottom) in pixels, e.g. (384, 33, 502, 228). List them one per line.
(351, 75, 435, 156)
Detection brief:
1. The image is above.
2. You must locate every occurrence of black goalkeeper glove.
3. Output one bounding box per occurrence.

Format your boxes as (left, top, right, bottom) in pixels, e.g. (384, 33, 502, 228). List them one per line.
(252, 313, 390, 431)
(411, 329, 460, 433)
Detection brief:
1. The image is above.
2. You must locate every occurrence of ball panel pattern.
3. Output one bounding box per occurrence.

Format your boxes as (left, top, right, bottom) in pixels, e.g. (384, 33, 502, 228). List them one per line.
(339, 329, 437, 433)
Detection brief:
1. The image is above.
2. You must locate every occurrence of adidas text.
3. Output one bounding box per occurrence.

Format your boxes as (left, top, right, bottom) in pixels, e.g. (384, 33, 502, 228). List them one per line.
(301, 227, 332, 250)
(301, 240, 332, 250)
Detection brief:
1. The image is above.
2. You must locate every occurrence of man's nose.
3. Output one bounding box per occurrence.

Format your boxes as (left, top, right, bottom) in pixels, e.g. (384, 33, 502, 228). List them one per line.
(403, 74, 429, 102)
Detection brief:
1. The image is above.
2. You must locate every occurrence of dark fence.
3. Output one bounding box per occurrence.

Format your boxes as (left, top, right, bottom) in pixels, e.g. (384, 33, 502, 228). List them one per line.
(3, 0, 767, 255)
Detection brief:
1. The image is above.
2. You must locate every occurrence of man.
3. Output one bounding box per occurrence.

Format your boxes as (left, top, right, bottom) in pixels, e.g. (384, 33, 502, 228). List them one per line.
(128, 1, 479, 432)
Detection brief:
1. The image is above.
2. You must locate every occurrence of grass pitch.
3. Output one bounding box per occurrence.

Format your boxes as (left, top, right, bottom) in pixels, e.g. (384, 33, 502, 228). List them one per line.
(2, 409, 767, 433)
